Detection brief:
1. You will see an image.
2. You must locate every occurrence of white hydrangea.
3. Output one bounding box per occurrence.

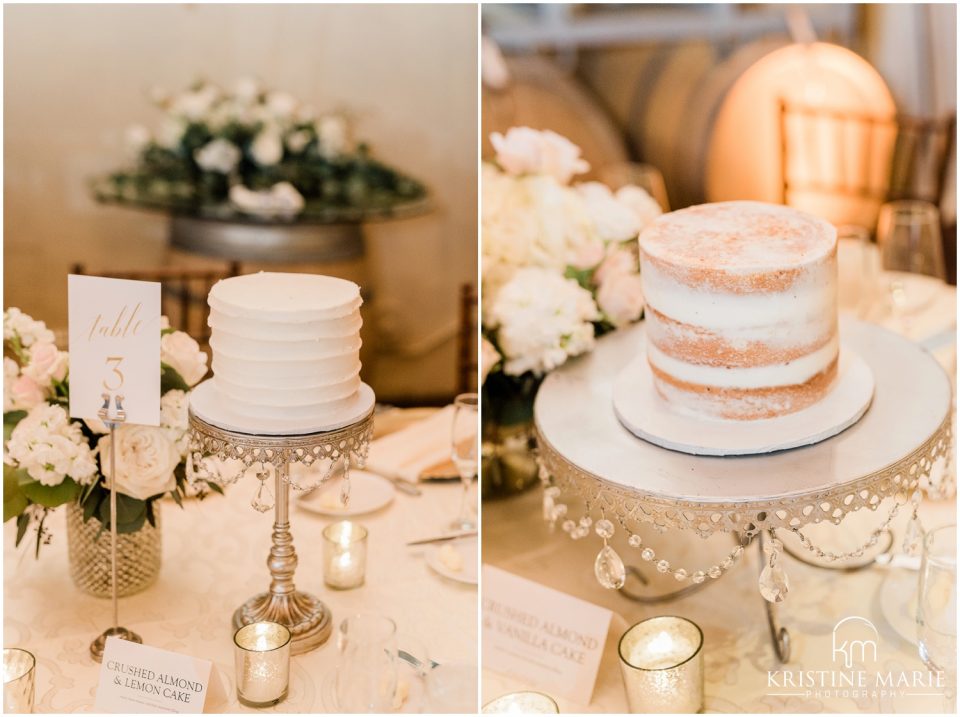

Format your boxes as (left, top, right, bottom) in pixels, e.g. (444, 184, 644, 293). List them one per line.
(486, 267, 599, 376)
(316, 115, 348, 158)
(4, 307, 55, 348)
(285, 129, 313, 154)
(577, 182, 643, 242)
(249, 128, 284, 166)
(615, 185, 663, 227)
(6, 404, 98, 487)
(194, 138, 242, 174)
(160, 389, 190, 457)
(169, 84, 219, 122)
(490, 127, 590, 185)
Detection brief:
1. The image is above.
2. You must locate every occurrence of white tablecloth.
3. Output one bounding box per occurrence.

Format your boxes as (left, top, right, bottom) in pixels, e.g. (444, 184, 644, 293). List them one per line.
(4, 410, 477, 713)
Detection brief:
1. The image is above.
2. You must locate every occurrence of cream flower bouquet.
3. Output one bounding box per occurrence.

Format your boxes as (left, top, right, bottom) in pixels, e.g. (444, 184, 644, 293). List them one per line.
(481, 127, 662, 495)
(3, 309, 220, 556)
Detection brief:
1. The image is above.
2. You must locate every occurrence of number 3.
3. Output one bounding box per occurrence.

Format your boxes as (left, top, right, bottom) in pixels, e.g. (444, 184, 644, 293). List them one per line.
(103, 356, 124, 391)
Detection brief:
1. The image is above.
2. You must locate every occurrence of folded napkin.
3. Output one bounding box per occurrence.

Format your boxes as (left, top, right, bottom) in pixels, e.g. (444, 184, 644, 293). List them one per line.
(366, 405, 469, 482)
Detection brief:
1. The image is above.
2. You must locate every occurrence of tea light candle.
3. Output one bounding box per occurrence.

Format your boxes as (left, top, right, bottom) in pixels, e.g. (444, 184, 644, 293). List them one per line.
(482, 691, 559, 713)
(4, 648, 36, 714)
(233, 622, 291, 707)
(323, 521, 368, 589)
(618, 616, 703, 713)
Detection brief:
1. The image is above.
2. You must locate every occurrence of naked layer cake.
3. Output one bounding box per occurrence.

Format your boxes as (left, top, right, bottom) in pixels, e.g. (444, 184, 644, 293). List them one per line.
(639, 201, 838, 420)
(206, 271, 363, 423)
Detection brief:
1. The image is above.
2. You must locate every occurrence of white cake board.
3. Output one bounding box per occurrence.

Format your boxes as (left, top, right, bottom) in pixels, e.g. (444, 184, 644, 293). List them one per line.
(613, 346, 875, 456)
(189, 379, 375, 436)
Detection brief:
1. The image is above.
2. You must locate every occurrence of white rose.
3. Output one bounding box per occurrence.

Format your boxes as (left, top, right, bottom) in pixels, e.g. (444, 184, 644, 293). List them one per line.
(161, 331, 208, 387)
(490, 127, 589, 184)
(265, 91, 298, 121)
(597, 272, 645, 327)
(480, 338, 501, 384)
(229, 182, 304, 219)
(170, 84, 219, 121)
(7, 404, 98, 486)
(249, 128, 284, 166)
(316, 115, 348, 158)
(4, 357, 19, 412)
(99, 426, 179, 500)
(22, 341, 68, 386)
(3, 308, 55, 348)
(487, 267, 599, 376)
(160, 389, 190, 457)
(285, 129, 313, 154)
(577, 182, 642, 242)
(233, 76, 261, 105)
(156, 118, 187, 150)
(615, 185, 663, 228)
(124, 124, 151, 155)
(194, 138, 242, 174)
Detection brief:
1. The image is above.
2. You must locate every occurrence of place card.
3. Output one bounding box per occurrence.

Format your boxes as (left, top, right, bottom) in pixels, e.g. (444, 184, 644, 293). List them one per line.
(94, 637, 212, 714)
(482, 565, 612, 704)
(68, 275, 161, 426)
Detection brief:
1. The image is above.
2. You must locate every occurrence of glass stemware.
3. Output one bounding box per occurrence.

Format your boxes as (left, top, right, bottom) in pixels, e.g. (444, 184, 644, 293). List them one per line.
(450, 393, 479, 531)
(918, 524, 957, 710)
(875, 200, 946, 328)
(335, 614, 398, 713)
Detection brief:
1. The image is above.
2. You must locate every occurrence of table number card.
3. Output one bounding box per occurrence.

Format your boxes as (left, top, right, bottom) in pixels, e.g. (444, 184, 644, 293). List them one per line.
(94, 637, 212, 714)
(68, 275, 161, 426)
(482, 565, 613, 704)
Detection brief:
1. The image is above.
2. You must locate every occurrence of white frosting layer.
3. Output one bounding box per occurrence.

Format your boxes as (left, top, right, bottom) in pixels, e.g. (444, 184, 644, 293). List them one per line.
(641, 259, 837, 337)
(206, 272, 363, 422)
(647, 335, 839, 389)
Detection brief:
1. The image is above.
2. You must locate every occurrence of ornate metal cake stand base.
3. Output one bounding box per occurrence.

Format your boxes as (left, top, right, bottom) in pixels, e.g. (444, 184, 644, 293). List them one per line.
(188, 408, 375, 656)
(90, 626, 142, 663)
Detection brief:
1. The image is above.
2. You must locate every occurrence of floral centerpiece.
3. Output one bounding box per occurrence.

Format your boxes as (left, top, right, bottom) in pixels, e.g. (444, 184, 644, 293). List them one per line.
(92, 78, 427, 221)
(3, 309, 218, 591)
(481, 127, 662, 495)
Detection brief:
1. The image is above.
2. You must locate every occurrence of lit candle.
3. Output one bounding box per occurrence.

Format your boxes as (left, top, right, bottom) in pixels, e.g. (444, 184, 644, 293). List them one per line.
(3, 648, 36, 714)
(233, 622, 291, 707)
(323, 521, 368, 589)
(482, 691, 559, 714)
(618, 616, 703, 713)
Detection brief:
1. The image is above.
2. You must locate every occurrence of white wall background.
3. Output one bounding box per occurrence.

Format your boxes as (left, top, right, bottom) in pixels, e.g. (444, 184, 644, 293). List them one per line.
(4, 3, 478, 402)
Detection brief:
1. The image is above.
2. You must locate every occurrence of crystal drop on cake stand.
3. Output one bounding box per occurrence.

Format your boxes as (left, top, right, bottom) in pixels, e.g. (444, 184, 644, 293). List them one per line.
(595, 544, 627, 589)
(759, 544, 790, 603)
(902, 515, 924, 556)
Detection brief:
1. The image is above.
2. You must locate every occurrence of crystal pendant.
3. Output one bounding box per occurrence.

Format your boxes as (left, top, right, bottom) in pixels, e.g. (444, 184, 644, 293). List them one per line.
(902, 516, 924, 556)
(251, 479, 274, 513)
(759, 548, 789, 603)
(594, 545, 626, 590)
(339, 475, 352, 508)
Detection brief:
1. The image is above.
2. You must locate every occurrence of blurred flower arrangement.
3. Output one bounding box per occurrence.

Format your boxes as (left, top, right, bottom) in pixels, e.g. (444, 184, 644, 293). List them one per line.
(93, 78, 427, 221)
(481, 127, 661, 380)
(3, 308, 220, 556)
(480, 127, 662, 496)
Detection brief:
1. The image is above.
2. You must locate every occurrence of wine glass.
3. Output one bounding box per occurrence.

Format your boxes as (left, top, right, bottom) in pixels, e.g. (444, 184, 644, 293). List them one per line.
(875, 200, 946, 328)
(450, 393, 478, 532)
(335, 614, 398, 713)
(918, 524, 957, 710)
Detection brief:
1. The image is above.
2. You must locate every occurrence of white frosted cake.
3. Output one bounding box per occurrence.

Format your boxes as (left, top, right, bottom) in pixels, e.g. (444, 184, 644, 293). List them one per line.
(639, 201, 838, 420)
(207, 272, 363, 423)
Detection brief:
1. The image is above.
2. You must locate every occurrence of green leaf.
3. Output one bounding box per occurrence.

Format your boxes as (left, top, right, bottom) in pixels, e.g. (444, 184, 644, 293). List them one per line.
(4, 410, 27, 442)
(205, 480, 224, 496)
(97, 492, 148, 534)
(160, 362, 190, 393)
(18, 475, 80, 508)
(15, 513, 29, 546)
(3, 465, 29, 522)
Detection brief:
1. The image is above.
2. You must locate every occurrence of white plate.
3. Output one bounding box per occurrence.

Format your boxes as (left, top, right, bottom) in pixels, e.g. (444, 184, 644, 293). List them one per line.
(426, 538, 478, 585)
(879, 567, 919, 648)
(297, 470, 395, 517)
(613, 344, 875, 456)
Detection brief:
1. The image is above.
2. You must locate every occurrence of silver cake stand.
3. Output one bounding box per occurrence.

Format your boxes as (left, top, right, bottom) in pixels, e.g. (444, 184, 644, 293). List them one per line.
(536, 318, 952, 662)
(187, 387, 375, 655)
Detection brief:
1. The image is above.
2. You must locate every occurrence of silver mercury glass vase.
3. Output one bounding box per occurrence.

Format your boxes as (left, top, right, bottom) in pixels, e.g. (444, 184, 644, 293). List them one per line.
(66, 502, 162, 598)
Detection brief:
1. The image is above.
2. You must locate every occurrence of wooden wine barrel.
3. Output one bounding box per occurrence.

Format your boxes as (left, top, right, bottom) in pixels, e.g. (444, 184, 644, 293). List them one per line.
(580, 39, 897, 227)
(482, 55, 629, 179)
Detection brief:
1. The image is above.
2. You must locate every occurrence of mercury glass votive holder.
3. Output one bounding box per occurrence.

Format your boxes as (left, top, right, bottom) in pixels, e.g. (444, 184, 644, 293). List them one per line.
(482, 690, 560, 713)
(323, 521, 368, 589)
(233, 622, 291, 708)
(618, 616, 704, 713)
(3, 648, 36, 714)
